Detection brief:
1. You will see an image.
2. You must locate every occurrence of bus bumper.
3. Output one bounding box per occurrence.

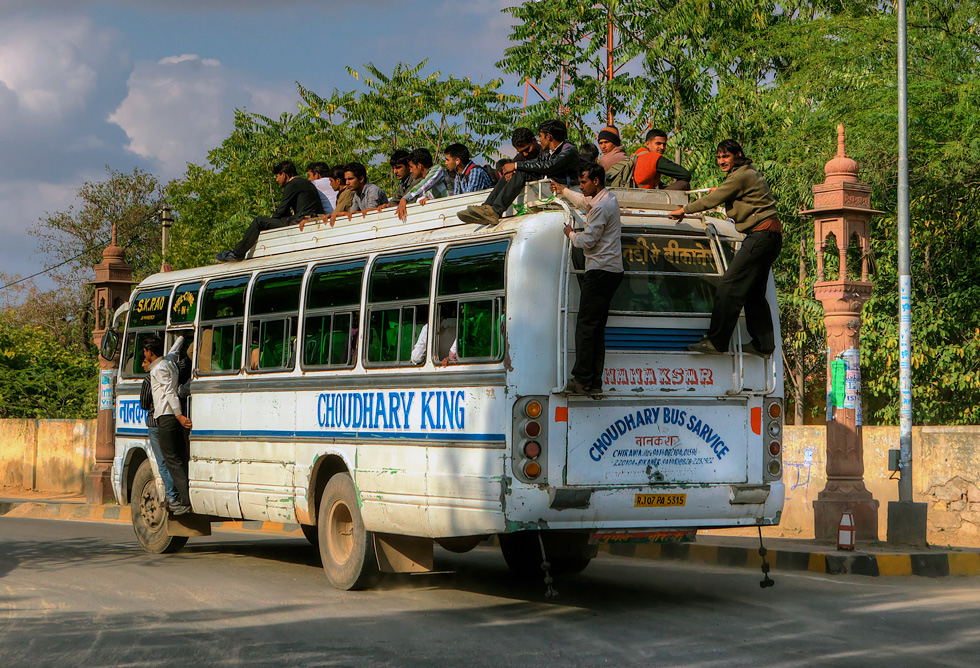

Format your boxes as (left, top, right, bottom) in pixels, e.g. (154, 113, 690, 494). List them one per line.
(503, 481, 786, 531)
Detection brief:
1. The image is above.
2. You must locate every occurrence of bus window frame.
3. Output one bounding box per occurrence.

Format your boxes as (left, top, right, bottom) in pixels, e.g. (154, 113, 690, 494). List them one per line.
(196, 274, 251, 377)
(433, 239, 509, 366)
(608, 230, 727, 318)
(363, 248, 436, 369)
(245, 268, 304, 375)
(120, 285, 175, 379)
(300, 258, 367, 372)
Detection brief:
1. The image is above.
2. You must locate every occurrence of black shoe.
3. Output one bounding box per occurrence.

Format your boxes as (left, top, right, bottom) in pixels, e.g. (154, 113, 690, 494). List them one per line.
(742, 341, 772, 357)
(170, 503, 192, 516)
(687, 338, 719, 353)
(215, 250, 241, 263)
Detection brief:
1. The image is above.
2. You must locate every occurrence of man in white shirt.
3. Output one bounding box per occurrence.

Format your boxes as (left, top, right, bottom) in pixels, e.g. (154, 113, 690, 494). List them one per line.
(551, 163, 624, 394)
(143, 335, 193, 515)
(307, 162, 336, 214)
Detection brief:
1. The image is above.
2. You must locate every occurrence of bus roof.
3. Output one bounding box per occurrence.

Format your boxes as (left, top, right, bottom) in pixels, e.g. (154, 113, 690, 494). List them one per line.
(139, 183, 738, 290)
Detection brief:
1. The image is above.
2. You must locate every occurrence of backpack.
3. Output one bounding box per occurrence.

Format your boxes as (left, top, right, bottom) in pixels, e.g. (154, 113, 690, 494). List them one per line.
(606, 155, 637, 188)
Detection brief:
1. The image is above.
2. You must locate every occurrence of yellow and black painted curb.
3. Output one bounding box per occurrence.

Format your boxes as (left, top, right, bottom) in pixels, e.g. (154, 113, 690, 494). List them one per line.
(596, 541, 980, 577)
(4, 500, 978, 576)
(0, 501, 304, 537)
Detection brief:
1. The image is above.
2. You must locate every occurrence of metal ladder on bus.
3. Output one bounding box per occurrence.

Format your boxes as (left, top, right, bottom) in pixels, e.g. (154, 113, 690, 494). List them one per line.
(555, 198, 581, 394)
(703, 219, 778, 398)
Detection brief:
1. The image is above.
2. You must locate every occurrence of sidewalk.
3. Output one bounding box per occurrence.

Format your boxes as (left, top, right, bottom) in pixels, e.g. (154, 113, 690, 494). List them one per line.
(3, 490, 979, 577)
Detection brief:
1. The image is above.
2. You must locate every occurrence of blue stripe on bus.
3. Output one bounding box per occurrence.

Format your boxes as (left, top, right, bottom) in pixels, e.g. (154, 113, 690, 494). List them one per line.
(605, 327, 706, 351)
(116, 427, 505, 442)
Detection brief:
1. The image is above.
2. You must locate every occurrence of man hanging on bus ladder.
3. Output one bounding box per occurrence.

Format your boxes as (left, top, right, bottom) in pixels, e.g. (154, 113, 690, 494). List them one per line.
(216, 160, 324, 262)
(668, 139, 781, 356)
(142, 335, 193, 515)
(444, 143, 493, 195)
(385, 147, 452, 221)
(458, 119, 579, 226)
(550, 163, 624, 394)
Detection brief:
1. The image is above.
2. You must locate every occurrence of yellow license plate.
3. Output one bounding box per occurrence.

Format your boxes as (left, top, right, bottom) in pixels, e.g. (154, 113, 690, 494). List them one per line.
(634, 493, 687, 508)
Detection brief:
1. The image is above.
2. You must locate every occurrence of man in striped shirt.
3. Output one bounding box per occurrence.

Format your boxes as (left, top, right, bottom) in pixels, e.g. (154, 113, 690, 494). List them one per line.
(444, 143, 493, 195)
(394, 148, 452, 221)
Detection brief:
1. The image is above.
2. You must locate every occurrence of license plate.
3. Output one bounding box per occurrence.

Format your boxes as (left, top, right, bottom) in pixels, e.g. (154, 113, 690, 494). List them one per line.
(634, 493, 687, 508)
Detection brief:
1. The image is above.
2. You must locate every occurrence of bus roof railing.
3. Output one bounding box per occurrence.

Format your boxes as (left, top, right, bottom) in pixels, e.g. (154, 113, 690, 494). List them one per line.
(250, 181, 731, 261)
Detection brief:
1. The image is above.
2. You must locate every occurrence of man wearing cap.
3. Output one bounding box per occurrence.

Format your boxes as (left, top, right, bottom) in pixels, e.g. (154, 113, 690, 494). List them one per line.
(597, 125, 628, 171)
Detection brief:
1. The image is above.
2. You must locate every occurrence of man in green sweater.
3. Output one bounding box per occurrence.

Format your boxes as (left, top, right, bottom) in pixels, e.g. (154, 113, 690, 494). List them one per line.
(668, 139, 782, 356)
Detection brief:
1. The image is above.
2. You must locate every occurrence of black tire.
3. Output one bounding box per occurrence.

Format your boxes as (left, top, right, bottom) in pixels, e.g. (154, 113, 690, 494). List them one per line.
(499, 531, 593, 578)
(301, 524, 319, 548)
(130, 459, 188, 554)
(317, 473, 379, 590)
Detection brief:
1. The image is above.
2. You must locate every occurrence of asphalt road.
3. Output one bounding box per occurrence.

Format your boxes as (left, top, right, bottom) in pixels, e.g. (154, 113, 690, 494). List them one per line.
(1, 517, 979, 667)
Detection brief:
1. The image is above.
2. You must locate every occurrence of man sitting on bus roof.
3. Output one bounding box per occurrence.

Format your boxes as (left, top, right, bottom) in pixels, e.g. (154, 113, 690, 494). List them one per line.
(307, 161, 336, 214)
(634, 129, 691, 191)
(457, 119, 578, 226)
(391, 147, 452, 221)
(389, 149, 420, 202)
(444, 143, 493, 195)
(329, 162, 389, 226)
(550, 163, 624, 395)
(215, 160, 324, 262)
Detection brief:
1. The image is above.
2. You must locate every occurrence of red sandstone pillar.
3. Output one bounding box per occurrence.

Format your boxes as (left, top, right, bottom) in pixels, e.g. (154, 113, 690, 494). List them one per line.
(801, 125, 882, 542)
(86, 224, 135, 504)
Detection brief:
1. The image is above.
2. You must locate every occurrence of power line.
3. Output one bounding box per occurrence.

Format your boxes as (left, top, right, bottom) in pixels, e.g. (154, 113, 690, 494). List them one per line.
(0, 240, 112, 293)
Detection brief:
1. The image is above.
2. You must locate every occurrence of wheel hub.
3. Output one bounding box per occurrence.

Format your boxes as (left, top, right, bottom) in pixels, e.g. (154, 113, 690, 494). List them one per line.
(327, 499, 354, 564)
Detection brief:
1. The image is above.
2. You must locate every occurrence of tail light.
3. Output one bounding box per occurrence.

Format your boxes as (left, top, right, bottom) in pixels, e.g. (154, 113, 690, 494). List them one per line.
(513, 396, 548, 484)
(763, 399, 783, 482)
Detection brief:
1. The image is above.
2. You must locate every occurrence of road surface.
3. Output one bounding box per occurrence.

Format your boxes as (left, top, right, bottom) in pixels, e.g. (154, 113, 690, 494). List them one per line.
(1, 517, 979, 667)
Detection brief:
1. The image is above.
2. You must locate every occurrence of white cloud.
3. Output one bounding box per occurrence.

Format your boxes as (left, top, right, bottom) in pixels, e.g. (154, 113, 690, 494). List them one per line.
(109, 54, 296, 177)
(0, 17, 113, 124)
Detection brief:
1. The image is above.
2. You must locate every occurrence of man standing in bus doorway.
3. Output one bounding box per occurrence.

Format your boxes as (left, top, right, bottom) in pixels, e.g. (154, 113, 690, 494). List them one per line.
(139, 335, 188, 509)
(216, 160, 324, 262)
(668, 139, 781, 356)
(143, 335, 194, 515)
(551, 164, 624, 394)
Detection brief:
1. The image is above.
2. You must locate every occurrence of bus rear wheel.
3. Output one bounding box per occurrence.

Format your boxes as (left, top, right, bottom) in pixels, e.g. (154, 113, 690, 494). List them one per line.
(130, 459, 188, 554)
(499, 531, 594, 578)
(317, 473, 378, 590)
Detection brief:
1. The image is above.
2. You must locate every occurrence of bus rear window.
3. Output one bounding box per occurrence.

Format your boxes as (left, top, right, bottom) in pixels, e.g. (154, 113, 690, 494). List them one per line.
(612, 233, 722, 315)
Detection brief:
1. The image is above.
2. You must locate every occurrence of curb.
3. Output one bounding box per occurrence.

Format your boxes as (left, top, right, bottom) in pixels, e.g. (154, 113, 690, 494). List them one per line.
(0, 501, 303, 537)
(596, 541, 980, 577)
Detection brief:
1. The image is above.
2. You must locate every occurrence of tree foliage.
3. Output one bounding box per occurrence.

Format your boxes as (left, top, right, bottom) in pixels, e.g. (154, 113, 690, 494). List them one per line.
(0, 313, 98, 419)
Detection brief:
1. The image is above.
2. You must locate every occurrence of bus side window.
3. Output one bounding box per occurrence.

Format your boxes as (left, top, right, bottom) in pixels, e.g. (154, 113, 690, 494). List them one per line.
(365, 250, 435, 366)
(248, 269, 303, 372)
(435, 241, 508, 364)
(197, 276, 249, 375)
(303, 260, 365, 369)
(121, 286, 173, 377)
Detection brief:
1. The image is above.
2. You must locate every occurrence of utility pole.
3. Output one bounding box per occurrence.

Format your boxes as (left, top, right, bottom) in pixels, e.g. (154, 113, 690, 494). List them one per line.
(160, 205, 173, 273)
(887, 0, 928, 546)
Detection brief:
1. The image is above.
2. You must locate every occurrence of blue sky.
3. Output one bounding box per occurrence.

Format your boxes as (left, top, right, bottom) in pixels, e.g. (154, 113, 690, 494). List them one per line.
(0, 0, 522, 291)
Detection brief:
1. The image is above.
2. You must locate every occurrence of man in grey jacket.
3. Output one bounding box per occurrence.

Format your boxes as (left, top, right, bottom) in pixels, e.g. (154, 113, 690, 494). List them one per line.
(551, 163, 623, 394)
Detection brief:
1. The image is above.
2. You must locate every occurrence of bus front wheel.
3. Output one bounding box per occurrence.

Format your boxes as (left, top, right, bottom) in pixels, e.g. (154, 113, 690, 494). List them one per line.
(317, 473, 379, 590)
(130, 459, 188, 554)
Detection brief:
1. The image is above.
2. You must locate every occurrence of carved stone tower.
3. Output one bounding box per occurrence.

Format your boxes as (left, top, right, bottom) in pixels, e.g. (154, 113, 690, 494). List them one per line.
(86, 224, 135, 504)
(801, 125, 881, 541)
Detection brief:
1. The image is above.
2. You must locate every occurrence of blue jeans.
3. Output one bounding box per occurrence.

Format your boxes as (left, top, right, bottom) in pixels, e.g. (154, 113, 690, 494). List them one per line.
(147, 425, 180, 504)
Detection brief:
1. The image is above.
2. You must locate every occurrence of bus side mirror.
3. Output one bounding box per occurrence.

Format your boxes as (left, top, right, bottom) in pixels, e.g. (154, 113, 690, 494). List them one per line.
(100, 328, 120, 361)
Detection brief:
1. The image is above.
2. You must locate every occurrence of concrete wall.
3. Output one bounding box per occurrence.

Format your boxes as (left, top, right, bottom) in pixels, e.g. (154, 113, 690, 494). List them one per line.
(0, 419, 96, 495)
(777, 425, 980, 547)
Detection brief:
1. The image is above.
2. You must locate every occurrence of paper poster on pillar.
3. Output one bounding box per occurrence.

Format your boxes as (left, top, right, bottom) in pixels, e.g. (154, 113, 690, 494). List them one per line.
(99, 370, 114, 411)
(841, 347, 863, 427)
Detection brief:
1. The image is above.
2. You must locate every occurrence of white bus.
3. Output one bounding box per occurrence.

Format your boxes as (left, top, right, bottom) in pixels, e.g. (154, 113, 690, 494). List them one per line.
(106, 184, 784, 589)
